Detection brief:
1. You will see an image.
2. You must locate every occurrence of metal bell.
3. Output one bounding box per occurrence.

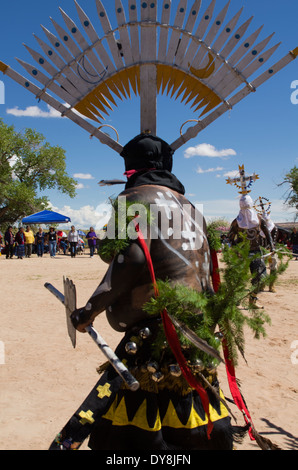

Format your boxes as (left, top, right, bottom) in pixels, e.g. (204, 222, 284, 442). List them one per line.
(168, 364, 181, 377)
(139, 327, 151, 339)
(147, 361, 159, 373)
(207, 359, 219, 372)
(151, 371, 164, 383)
(215, 332, 224, 342)
(125, 341, 138, 355)
(191, 359, 204, 372)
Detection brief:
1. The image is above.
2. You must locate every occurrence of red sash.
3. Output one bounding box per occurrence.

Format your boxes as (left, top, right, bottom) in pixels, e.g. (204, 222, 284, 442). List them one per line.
(210, 248, 255, 441)
(134, 222, 213, 439)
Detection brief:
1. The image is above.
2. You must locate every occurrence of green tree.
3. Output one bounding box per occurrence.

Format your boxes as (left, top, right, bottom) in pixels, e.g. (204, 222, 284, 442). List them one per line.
(279, 166, 298, 219)
(0, 119, 77, 230)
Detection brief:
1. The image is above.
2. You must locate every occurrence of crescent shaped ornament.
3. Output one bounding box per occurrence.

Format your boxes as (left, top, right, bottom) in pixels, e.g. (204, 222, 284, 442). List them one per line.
(0, 1, 297, 153)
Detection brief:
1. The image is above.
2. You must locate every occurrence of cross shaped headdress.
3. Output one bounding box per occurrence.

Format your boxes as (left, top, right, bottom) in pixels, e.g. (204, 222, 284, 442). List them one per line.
(226, 164, 259, 195)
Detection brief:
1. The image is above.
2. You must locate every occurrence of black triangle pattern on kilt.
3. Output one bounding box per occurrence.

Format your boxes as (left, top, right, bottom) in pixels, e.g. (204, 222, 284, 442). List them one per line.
(48, 319, 229, 450)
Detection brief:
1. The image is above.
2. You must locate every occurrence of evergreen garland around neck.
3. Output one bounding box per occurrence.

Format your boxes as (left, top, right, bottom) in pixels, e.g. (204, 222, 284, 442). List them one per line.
(143, 234, 292, 368)
(98, 196, 153, 262)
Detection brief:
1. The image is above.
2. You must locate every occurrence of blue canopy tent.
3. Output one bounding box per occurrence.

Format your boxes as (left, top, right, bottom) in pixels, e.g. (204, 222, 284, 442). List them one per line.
(22, 210, 71, 225)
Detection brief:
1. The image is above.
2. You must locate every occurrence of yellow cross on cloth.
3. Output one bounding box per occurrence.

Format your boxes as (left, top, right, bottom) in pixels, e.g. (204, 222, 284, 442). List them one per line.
(79, 410, 95, 425)
(96, 382, 112, 399)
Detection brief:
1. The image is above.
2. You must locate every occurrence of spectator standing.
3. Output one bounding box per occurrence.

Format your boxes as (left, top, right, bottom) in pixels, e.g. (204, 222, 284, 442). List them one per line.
(86, 227, 97, 257)
(24, 226, 35, 258)
(15, 227, 26, 259)
(4, 226, 15, 259)
(35, 227, 45, 257)
(290, 227, 298, 260)
(47, 227, 58, 258)
(68, 226, 79, 258)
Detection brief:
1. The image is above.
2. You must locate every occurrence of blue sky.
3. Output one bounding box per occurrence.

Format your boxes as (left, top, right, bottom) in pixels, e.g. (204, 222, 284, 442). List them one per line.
(1, 0, 298, 229)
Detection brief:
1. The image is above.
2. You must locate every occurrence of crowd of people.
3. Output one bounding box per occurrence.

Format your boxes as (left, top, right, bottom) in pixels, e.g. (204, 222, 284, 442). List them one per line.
(0, 225, 99, 259)
(0, 223, 298, 260)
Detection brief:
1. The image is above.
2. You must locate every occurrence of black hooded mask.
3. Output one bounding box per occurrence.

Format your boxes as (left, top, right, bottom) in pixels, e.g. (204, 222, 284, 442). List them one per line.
(120, 133, 174, 172)
(120, 134, 185, 195)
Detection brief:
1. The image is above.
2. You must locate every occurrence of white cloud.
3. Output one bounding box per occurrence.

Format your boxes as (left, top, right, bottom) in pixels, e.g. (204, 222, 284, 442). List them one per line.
(6, 102, 90, 120)
(6, 104, 61, 118)
(48, 202, 112, 230)
(184, 143, 237, 159)
(222, 170, 240, 179)
(9, 154, 18, 167)
(196, 166, 224, 174)
(75, 183, 86, 190)
(73, 173, 95, 180)
(9, 154, 18, 180)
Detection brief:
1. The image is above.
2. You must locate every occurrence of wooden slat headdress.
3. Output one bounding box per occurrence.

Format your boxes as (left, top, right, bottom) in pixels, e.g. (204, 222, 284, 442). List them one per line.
(1, 0, 297, 154)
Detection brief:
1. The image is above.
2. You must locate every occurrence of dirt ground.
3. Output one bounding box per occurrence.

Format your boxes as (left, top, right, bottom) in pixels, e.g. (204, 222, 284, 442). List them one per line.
(0, 250, 297, 451)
